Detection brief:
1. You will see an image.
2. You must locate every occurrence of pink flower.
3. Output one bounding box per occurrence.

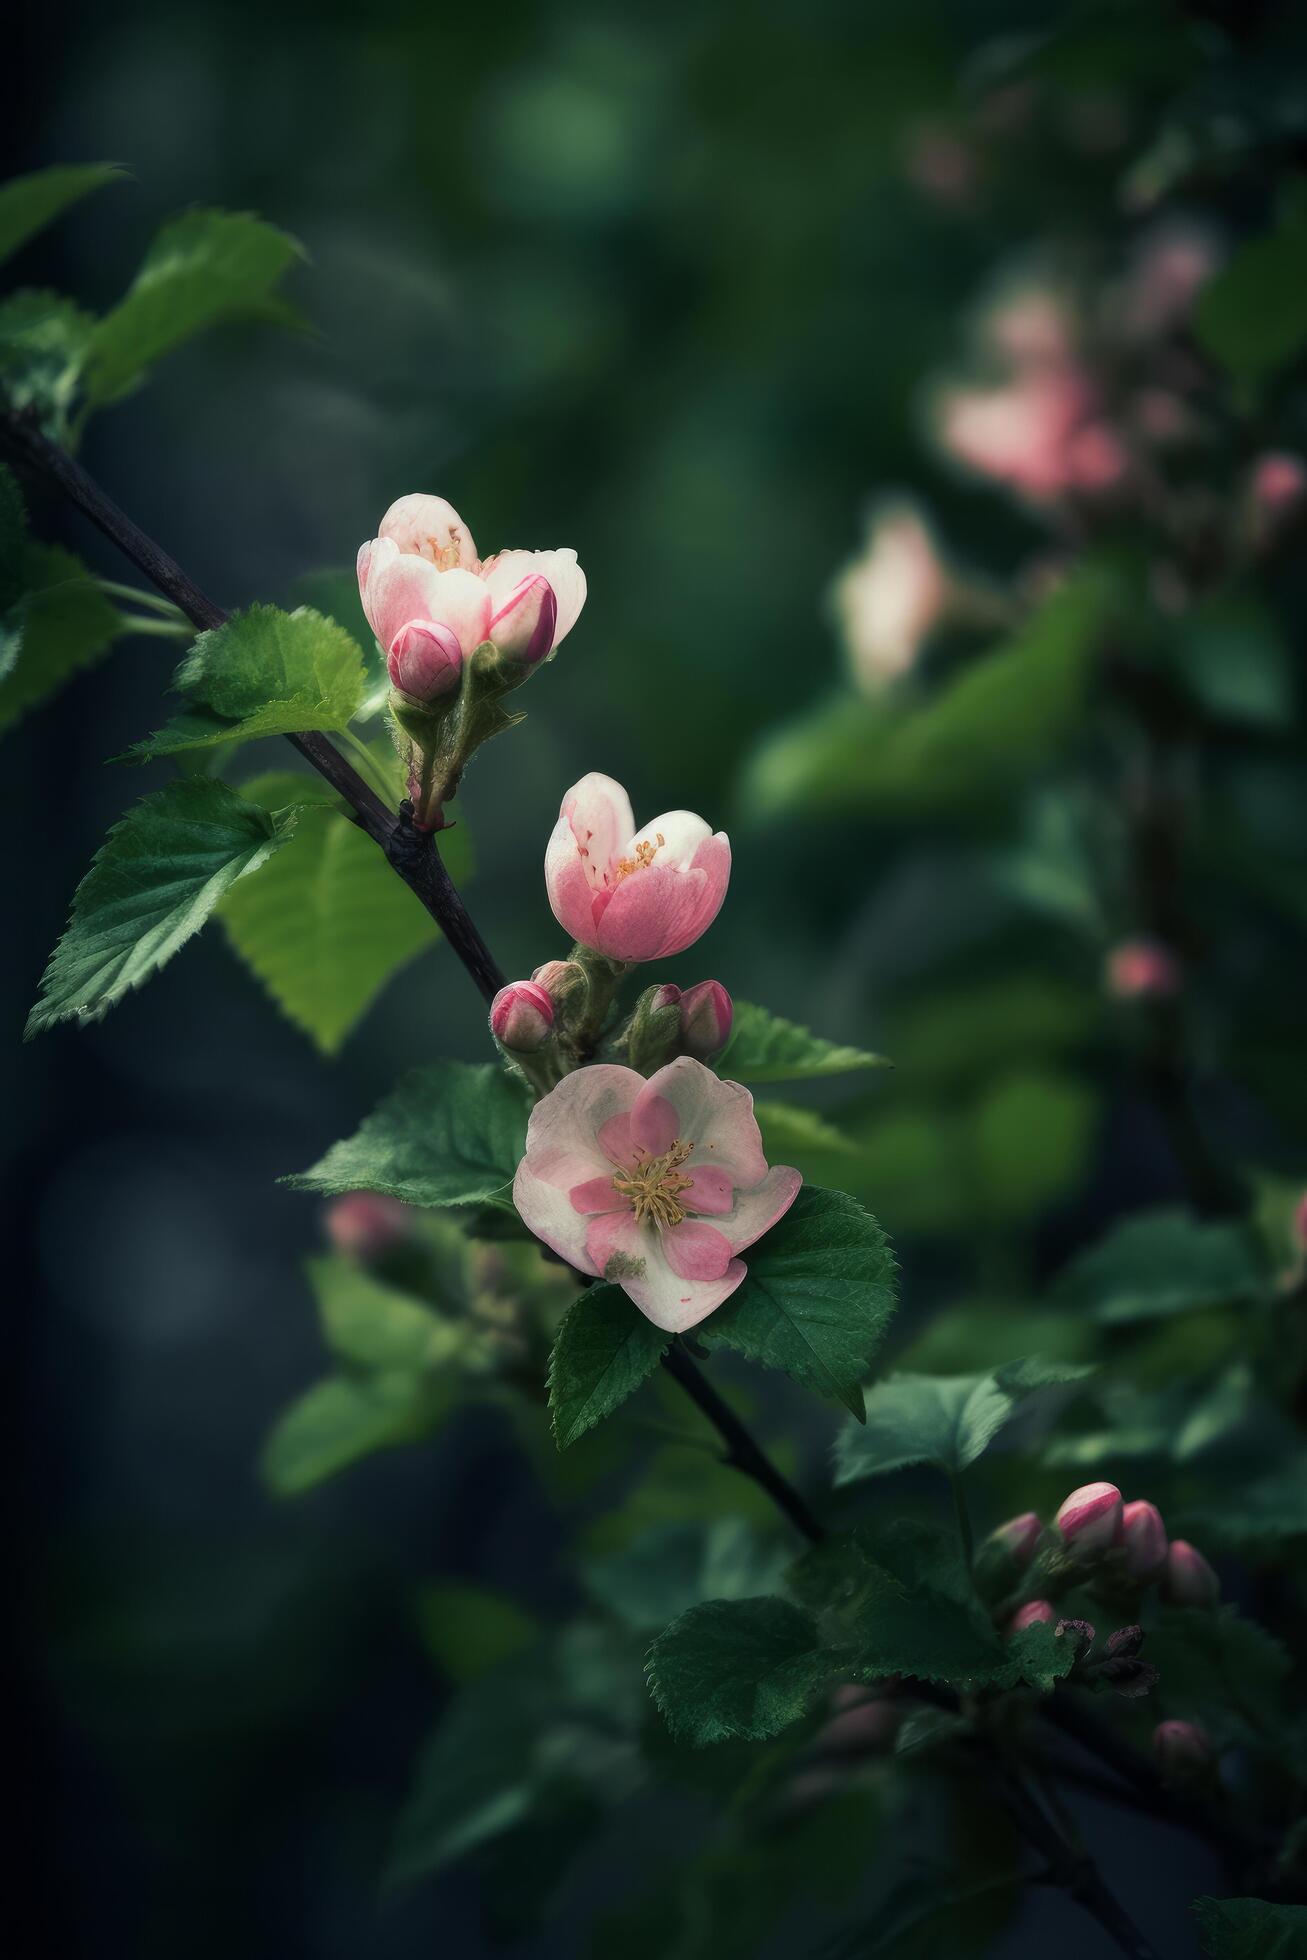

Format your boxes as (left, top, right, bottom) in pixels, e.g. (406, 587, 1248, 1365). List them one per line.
(357, 493, 586, 695)
(511, 1055, 801, 1331)
(1162, 1539, 1220, 1608)
(490, 980, 555, 1053)
(832, 501, 951, 691)
(1056, 1481, 1124, 1555)
(1106, 937, 1183, 1001)
(545, 774, 731, 964)
(1121, 1500, 1168, 1581)
(1007, 1599, 1056, 1636)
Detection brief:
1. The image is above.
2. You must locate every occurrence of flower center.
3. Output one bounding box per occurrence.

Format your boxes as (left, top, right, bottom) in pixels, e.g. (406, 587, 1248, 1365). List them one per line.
(612, 1138, 694, 1227)
(613, 833, 665, 883)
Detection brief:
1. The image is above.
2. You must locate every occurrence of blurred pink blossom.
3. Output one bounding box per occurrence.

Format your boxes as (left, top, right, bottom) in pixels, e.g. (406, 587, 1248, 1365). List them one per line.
(832, 501, 951, 691)
(1106, 938, 1183, 1001)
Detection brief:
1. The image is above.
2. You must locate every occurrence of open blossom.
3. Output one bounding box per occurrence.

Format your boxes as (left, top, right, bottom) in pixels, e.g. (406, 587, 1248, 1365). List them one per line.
(512, 1055, 800, 1331)
(357, 493, 586, 699)
(832, 501, 951, 691)
(545, 774, 731, 964)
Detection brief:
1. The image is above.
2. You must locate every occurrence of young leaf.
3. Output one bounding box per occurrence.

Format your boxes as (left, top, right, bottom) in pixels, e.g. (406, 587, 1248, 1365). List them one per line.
(286, 1061, 529, 1210)
(130, 604, 366, 757)
(717, 1000, 888, 1082)
(833, 1359, 1093, 1488)
(1054, 1208, 1265, 1324)
(547, 1284, 668, 1448)
(219, 775, 448, 1054)
(0, 162, 124, 265)
(1192, 1897, 1307, 1960)
(646, 1596, 844, 1745)
(0, 291, 95, 435)
(699, 1186, 896, 1420)
(82, 208, 306, 406)
(261, 1371, 442, 1495)
(0, 541, 123, 736)
(307, 1254, 462, 1371)
(414, 1581, 541, 1686)
(26, 778, 297, 1036)
(1194, 217, 1307, 383)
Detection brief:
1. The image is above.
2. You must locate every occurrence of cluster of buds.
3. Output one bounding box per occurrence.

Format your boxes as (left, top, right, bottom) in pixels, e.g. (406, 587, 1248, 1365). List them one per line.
(357, 494, 587, 830)
(622, 979, 734, 1073)
(981, 1483, 1220, 1658)
(489, 961, 734, 1088)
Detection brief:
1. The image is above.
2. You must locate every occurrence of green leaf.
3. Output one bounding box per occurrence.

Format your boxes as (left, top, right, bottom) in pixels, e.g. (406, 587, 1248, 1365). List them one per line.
(646, 1596, 844, 1745)
(1149, 1607, 1291, 1748)
(548, 1284, 668, 1447)
(219, 780, 442, 1055)
(82, 208, 306, 407)
(1054, 1208, 1266, 1324)
(26, 778, 297, 1036)
(415, 1581, 540, 1685)
(261, 1371, 439, 1496)
(306, 1253, 463, 1371)
(0, 162, 124, 265)
(832, 1359, 1093, 1487)
(0, 290, 96, 434)
(700, 1186, 896, 1420)
(583, 1520, 790, 1631)
(717, 1000, 888, 1082)
(0, 542, 123, 736)
(1195, 217, 1307, 383)
(1193, 1897, 1307, 1960)
(131, 604, 366, 757)
(292, 566, 385, 699)
(286, 1060, 529, 1210)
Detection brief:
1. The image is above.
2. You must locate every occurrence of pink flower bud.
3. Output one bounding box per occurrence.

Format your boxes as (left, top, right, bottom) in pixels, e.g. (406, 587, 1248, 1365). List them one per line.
(986, 1512, 1043, 1570)
(490, 980, 555, 1054)
(1056, 1482, 1124, 1556)
(324, 1193, 411, 1263)
(1106, 938, 1183, 1001)
(1007, 1599, 1057, 1636)
(1153, 1719, 1213, 1785)
(1251, 452, 1306, 514)
(1121, 1500, 1168, 1581)
(531, 959, 589, 1012)
(387, 619, 463, 701)
(489, 574, 558, 664)
(679, 980, 733, 1060)
(1162, 1539, 1220, 1608)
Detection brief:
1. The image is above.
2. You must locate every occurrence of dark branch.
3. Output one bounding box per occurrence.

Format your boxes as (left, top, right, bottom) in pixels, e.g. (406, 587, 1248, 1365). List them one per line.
(0, 408, 506, 1005)
(991, 1762, 1161, 1960)
(661, 1341, 825, 1544)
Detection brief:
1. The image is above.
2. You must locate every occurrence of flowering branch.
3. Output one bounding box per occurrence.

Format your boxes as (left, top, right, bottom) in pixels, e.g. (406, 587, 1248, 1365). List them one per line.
(0, 408, 507, 1005)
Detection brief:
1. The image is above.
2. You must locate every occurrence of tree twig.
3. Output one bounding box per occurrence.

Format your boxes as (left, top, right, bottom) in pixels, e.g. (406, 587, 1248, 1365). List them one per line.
(991, 1761, 1161, 1960)
(661, 1340, 825, 1544)
(0, 408, 507, 1004)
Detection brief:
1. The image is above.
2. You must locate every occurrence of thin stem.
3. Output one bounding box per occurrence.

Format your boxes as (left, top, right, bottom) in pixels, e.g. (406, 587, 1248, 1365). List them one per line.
(660, 1341, 824, 1545)
(95, 576, 187, 617)
(117, 613, 193, 640)
(338, 726, 398, 809)
(992, 1763, 1161, 1960)
(0, 407, 507, 1006)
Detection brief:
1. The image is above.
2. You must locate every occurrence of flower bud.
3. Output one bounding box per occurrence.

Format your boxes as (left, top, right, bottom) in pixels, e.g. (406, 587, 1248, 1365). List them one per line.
(625, 982, 685, 1074)
(490, 980, 555, 1054)
(531, 959, 589, 1012)
(1120, 1500, 1168, 1582)
(1106, 1624, 1144, 1660)
(988, 1512, 1043, 1569)
(1106, 938, 1182, 1001)
(387, 619, 463, 701)
(1055, 1617, 1097, 1664)
(1162, 1539, 1220, 1608)
(1056, 1482, 1124, 1557)
(678, 980, 733, 1061)
(324, 1192, 411, 1264)
(1153, 1719, 1214, 1786)
(1007, 1599, 1057, 1637)
(489, 574, 557, 664)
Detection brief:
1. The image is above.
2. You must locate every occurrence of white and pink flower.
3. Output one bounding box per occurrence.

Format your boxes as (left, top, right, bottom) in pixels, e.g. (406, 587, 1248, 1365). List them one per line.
(545, 773, 731, 964)
(512, 1055, 800, 1331)
(357, 493, 586, 700)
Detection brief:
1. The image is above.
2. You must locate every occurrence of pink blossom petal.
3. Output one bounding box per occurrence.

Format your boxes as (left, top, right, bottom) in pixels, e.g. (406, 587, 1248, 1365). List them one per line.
(512, 1162, 595, 1273)
(718, 1165, 802, 1255)
(515, 1063, 644, 1196)
(682, 1164, 734, 1214)
(630, 1088, 679, 1157)
(569, 1174, 627, 1215)
(597, 1111, 637, 1167)
(624, 810, 713, 870)
(483, 548, 586, 648)
(639, 1057, 769, 1185)
(661, 1219, 734, 1282)
(625, 1237, 748, 1333)
(585, 1208, 649, 1281)
(590, 863, 716, 962)
(379, 493, 479, 570)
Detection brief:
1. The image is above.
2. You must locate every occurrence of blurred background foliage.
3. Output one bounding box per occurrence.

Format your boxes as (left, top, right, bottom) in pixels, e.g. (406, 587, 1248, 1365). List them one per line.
(8, 0, 1307, 1953)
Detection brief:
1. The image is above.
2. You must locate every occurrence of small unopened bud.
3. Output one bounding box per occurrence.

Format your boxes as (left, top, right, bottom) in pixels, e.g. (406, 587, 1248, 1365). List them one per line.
(387, 619, 463, 700)
(1153, 1719, 1214, 1786)
(1121, 1500, 1168, 1582)
(1106, 938, 1183, 1001)
(1162, 1539, 1220, 1608)
(325, 1192, 411, 1264)
(1056, 1482, 1124, 1557)
(678, 979, 733, 1060)
(490, 979, 555, 1053)
(1106, 1624, 1145, 1660)
(988, 1512, 1043, 1568)
(1007, 1599, 1057, 1637)
(531, 959, 589, 1012)
(625, 983, 684, 1074)
(488, 574, 557, 664)
(1056, 1617, 1097, 1663)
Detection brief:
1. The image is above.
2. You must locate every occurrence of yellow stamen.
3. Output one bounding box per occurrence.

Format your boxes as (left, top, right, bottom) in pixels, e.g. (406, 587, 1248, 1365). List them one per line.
(612, 1138, 695, 1228)
(613, 833, 665, 883)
